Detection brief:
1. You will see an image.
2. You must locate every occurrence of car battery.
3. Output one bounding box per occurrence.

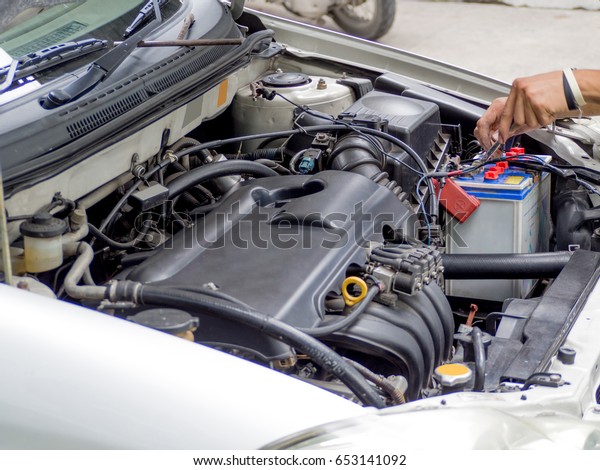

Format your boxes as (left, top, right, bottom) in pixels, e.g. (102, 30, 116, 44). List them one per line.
(445, 159, 551, 302)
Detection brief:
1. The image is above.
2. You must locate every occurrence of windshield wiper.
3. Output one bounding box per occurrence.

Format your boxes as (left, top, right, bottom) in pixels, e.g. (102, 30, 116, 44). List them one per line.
(42, 0, 163, 109)
(124, 0, 169, 38)
(0, 39, 108, 93)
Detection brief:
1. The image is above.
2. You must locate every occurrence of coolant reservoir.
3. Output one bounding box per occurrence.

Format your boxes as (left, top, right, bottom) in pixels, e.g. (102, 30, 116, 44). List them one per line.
(232, 72, 355, 150)
(20, 213, 66, 273)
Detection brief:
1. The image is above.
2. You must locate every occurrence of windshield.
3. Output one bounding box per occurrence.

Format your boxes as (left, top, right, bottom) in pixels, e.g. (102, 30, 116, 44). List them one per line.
(0, 0, 182, 88)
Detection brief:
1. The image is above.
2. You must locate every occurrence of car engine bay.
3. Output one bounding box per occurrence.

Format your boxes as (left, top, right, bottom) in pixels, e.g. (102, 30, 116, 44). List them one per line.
(3, 9, 600, 410)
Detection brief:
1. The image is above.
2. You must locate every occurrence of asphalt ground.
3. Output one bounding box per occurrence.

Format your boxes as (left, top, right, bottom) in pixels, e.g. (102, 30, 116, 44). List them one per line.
(246, 0, 600, 84)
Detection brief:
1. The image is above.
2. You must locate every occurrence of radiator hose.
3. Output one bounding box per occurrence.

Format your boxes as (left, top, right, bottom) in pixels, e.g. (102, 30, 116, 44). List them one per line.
(441, 252, 573, 280)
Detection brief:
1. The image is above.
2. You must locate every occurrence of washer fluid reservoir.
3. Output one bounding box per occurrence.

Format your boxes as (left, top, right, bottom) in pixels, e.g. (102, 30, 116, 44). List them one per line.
(232, 72, 355, 150)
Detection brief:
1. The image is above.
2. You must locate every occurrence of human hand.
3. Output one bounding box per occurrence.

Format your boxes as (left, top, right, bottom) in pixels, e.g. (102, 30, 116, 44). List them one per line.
(475, 71, 571, 149)
(498, 71, 569, 142)
(474, 97, 507, 150)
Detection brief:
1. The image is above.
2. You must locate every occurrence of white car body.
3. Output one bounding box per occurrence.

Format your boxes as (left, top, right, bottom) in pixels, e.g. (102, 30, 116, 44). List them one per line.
(1, 1, 600, 449)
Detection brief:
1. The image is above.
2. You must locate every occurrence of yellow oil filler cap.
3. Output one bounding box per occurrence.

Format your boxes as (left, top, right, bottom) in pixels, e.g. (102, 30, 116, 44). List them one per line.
(342, 276, 368, 307)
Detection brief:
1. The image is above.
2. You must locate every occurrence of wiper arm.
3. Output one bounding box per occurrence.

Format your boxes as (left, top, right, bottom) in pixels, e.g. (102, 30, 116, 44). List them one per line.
(0, 39, 108, 93)
(42, 0, 163, 109)
(124, 0, 169, 38)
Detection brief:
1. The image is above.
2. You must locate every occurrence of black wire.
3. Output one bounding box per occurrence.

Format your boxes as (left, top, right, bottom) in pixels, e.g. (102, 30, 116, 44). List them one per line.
(6, 213, 34, 222)
(88, 223, 141, 249)
(97, 179, 145, 234)
(297, 285, 380, 338)
(133, 285, 386, 408)
(423, 158, 496, 180)
(553, 163, 600, 176)
(506, 157, 600, 196)
(428, 152, 600, 200)
(89, 211, 154, 250)
(97, 157, 176, 235)
(172, 124, 437, 217)
(275, 92, 425, 178)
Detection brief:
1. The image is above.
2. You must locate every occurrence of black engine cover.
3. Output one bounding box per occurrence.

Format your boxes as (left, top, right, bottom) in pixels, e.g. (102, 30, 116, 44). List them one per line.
(128, 171, 418, 361)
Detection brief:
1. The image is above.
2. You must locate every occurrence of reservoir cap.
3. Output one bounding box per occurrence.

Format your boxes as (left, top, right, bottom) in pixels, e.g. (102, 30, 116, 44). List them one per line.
(20, 213, 67, 238)
(261, 72, 310, 88)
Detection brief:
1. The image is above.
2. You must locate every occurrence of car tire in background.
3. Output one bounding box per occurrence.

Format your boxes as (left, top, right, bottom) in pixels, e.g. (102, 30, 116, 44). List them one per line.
(329, 0, 396, 40)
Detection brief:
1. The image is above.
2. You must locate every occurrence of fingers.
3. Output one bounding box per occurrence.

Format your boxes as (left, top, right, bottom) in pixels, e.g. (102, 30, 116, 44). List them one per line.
(474, 119, 493, 149)
(475, 97, 507, 149)
(524, 100, 540, 128)
(500, 71, 567, 140)
(498, 84, 518, 143)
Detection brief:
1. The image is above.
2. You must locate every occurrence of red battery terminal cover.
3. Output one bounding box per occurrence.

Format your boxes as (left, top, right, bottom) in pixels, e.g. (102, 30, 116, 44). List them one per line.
(496, 161, 509, 170)
(506, 147, 525, 158)
(434, 178, 481, 223)
(484, 169, 499, 180)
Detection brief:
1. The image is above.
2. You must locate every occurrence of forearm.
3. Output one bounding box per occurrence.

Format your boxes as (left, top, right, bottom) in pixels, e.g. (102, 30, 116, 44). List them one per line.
(561, 103, 600, 119)
(521, 70, 600, 120)
(574, 70, 600, 106)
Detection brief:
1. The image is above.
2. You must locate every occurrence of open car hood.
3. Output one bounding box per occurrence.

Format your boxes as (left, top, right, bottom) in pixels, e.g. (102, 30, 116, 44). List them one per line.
(1, 1, 600, 450)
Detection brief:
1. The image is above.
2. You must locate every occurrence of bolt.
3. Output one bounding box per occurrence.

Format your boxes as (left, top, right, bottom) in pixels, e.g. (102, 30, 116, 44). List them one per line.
(16, 281, 29, 290)
(520, 395, 527, 401)
(317, 78, 327, 90)
(440, 400, 447, 406)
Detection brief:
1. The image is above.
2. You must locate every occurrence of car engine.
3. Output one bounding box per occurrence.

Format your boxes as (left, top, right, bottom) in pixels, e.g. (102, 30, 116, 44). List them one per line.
(4, 33, 600, 409)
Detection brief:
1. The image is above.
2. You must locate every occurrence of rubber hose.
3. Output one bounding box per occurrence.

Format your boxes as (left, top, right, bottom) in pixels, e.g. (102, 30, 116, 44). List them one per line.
(442, 252, 573, 280)
(135, 286, 386, 408)
(170, 161, 188, 174)
(329, 134, 386, 181)
(88, 223, 146, 249)
(158, 285, 253, 309)
(168, 137, 204, 170)
(344, 358, 406, 405)
(169, 137, 201, 153)
(471, 326, 486, 391)
(171, 124, 435, 216)
(297, 286, 379, 337)
(167, 161, 278, 199)
(165, 171, 214, 204)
